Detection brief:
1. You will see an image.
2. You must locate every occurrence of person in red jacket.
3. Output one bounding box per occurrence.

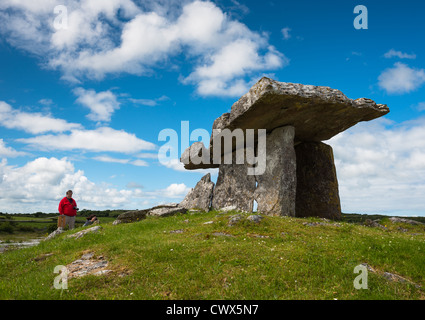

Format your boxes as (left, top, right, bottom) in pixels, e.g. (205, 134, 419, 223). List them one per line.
(58, 190, 79, 230)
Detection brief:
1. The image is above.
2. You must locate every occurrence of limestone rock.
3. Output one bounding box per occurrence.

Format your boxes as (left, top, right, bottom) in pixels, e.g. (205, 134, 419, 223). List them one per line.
(179, 173, 215, 211)
(211, 157, 256, 213)
(148, 203, 187, 217)
(254, 126, 297, 217)
(67, 226, 102, 239)
(66, 252, 112, 279)
(382, 272, 421, 288)
(115, 209, 149, 224)
(389, 217, 424, 226)
(113, 204, 187, 224)
(360, 263, 376, 273)
(182, 77, 389, 170)
(44, 228, 64, 241)
(295, 142, 341, 219)
(180, 142, 218, 170)
(212, 232, 234, 237)
(228, 214, 243, 226)
(168, 229, 185, 234)
(364, 219, 387, 229)
(302, 222, 341, 227)
(247, 215, 263, 223)
(214, 77, 389, 142)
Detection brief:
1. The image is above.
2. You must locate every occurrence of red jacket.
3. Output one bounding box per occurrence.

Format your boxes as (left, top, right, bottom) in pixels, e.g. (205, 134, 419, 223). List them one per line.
(58, 197, 77, 216)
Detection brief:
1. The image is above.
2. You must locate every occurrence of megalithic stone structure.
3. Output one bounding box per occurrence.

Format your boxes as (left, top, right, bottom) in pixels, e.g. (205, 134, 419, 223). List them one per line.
(179, 77, 390, 219)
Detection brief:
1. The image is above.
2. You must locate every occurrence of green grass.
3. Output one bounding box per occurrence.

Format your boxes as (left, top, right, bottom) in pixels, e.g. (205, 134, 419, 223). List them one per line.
(0, 211, 424, 300)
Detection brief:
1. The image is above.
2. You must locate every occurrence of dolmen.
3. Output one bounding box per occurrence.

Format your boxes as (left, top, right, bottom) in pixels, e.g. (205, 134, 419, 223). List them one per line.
(180, 77, 389, 219)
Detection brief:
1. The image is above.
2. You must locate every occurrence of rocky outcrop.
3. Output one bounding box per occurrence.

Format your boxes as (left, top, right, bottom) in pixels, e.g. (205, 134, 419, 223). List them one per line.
(67, 226, 102, 239)
(364, 219, 387, 230)
(247, 215, 263, 223)
(254, 126, 297, 216)
(45, 225, 102, 241)
(44, 228, 64, 241)
(295, 142, 341, 219)
(179, 173, 215, 211)
(113, 204, 187, 225)
(66, 252, 112, 278)
(361, 263, 421, 289)
(389, 217, 424, 226)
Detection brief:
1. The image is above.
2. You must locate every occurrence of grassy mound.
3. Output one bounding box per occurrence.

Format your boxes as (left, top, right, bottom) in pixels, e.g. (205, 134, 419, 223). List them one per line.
(1, 211, 424, 300)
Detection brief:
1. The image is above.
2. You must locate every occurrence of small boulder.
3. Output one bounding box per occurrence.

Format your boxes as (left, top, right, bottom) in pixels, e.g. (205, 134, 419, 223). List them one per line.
(148, 203, 187, 217)
(114, 209, 149, 224)
(67, 226, 102, 239)
(364, 219, 387, 230)
(212, 232, 234, 237)
(44, 228, 64, 241)
(228, 214, 243, 226)
(247, 215, 263, 223)
(382, 272, 421, 288)
(389, 217, 424, 226)
(168, 229, 185, 234)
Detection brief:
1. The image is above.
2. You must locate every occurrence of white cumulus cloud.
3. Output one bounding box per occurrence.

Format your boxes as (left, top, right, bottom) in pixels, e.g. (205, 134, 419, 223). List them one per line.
(0, 0, 287, 97)
(328, 118, 425, 215)
(0, 101, 82, 134)
(0, 156, 191, 213)
(17, 127, 156, 153)
(378, 62, 425, 94)
(384, 49, 416, 60)
(93, 155, 149, 167)
(0, 139, 27, 158)
(73, 88, 121, 122)
(161, 183, 191, 198)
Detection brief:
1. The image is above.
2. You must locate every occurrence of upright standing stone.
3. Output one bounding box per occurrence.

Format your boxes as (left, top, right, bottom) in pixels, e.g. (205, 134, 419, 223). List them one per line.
(295, 142, 341, 219)
(179, 173, 215, 211)
(211, 153, 256, 212)
(254, 126, 297, 216)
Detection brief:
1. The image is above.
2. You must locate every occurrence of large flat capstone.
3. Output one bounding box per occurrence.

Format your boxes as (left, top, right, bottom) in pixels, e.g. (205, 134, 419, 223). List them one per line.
(213, 77, 389, 141)
(182, 77, 389, 170)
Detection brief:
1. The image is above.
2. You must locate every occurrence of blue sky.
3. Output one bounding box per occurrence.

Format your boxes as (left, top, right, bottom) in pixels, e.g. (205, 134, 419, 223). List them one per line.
(0, 0, 424, 215)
